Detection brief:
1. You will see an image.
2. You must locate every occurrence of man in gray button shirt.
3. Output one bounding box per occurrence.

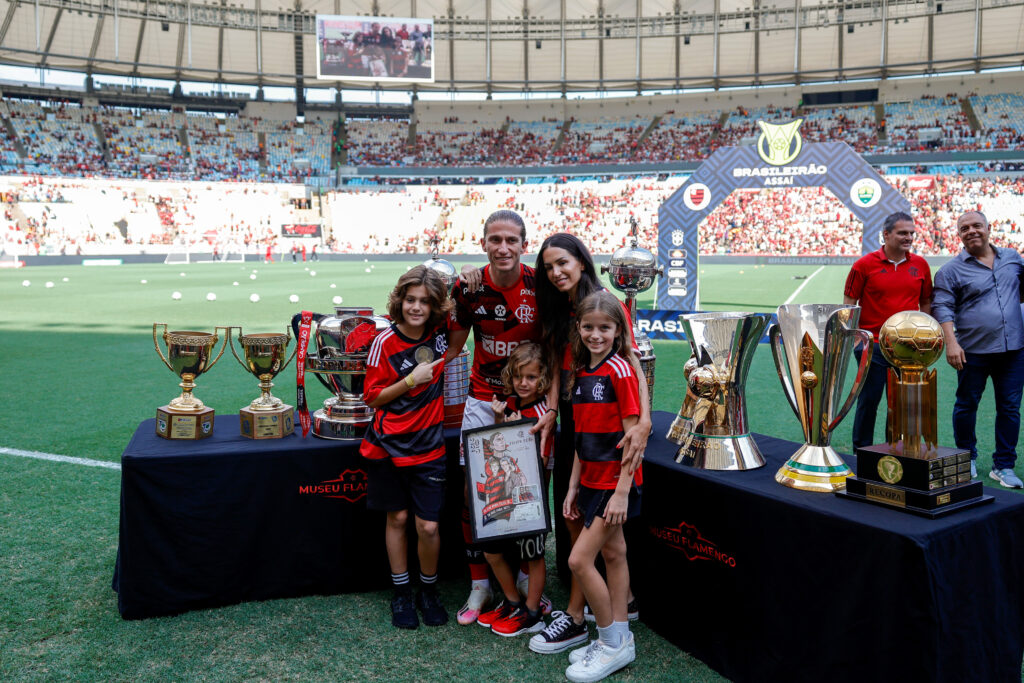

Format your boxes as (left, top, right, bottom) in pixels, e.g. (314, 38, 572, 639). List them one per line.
(932, 210, 1024, 488)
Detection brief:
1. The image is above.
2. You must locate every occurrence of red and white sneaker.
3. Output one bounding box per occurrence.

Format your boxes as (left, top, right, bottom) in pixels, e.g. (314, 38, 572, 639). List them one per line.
(456, 584, 492, 626)
(476, 599, 514, 628)
(491, 606, 546, 637)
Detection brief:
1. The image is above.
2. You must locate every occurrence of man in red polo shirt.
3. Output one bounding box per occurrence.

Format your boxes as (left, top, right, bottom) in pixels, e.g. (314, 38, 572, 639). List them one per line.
(844, 211, 933, 450)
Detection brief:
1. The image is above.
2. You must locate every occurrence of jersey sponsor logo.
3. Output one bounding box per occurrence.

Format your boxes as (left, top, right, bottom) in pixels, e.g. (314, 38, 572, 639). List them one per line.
(592, 381, 605, 402)
(475, 305, 487, 315)
(514, 303, 535, 324)
(435, 335, 448, 355)
(400, 358, 413, 371)
(495, 304, 507, 318)
(519, 289, 535, 297)
(481, 336, 520, 357)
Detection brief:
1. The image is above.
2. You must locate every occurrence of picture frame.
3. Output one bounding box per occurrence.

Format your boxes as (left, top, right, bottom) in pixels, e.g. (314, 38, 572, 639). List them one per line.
(462, 418, 551, 544)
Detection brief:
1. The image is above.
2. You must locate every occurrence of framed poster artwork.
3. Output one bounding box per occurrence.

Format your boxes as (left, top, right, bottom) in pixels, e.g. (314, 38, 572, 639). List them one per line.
(462, 418, 550, 543)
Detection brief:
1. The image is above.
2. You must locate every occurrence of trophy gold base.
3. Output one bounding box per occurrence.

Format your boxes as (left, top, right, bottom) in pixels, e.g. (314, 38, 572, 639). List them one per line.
(239, 405, 295, 439)
(312, 408, 371, 440)
(156, 405, 214, 440)
(775, 444, 853, 492)
(675, 433, 766, 471)
(836, 478, 993, 518)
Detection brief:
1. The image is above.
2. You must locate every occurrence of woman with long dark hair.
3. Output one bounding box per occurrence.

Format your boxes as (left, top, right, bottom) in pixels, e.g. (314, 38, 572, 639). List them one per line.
(527, 232, 650, 656)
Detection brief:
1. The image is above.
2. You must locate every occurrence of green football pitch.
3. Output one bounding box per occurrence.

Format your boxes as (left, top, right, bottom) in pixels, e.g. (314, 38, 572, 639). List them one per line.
(0, 260, 1016, 681)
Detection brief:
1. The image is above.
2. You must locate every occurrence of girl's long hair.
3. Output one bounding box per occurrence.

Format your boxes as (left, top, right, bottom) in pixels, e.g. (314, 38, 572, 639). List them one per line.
(500, 341, 551, 398)
(535, 233, 601, 371)
(386, 264, 453, 330)
(565, 290, 636, 394)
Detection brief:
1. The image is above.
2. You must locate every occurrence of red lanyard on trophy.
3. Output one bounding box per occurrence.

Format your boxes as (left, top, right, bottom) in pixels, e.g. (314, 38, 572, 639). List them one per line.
(296, 310, 314, 438)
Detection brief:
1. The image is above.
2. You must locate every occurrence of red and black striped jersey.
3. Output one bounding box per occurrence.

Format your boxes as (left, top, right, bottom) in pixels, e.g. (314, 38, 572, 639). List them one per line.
(359, 322, 448, 466)
(572, 352, 643, 490)
(505, 396, 554, 460)
(451, 264, 541, 401)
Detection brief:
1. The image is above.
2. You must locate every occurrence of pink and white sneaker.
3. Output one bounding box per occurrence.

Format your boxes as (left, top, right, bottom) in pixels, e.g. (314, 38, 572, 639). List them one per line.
(456, 584, 492, 626)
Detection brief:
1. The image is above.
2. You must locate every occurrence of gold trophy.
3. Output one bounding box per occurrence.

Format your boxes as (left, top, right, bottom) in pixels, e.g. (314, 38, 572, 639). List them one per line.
(837, 311, 993, 516)
(666, 355, 699, 443)
(229, 328, 298, 439)
(153, 323, 229, 439)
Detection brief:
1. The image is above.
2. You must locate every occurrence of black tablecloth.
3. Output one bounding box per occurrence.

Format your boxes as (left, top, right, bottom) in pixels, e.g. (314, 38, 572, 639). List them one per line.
(637, 412, 1024, 683)
(112, 417, 465, 620)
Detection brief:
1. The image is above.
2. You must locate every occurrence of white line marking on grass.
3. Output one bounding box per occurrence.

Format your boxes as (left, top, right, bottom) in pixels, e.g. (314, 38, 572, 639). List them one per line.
(0, 447, 120, 470)
(783, 265, 826, 305)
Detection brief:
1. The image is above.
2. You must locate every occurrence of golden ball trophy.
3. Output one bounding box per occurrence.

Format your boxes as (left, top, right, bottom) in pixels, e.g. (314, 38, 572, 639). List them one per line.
(836, 311, 993, 516)
(153, 323, 229, 439)
(229, 328, 298, 439)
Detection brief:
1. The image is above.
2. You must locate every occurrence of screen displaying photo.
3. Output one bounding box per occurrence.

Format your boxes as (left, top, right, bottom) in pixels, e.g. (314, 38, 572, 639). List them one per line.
(315, 15, 434, 84)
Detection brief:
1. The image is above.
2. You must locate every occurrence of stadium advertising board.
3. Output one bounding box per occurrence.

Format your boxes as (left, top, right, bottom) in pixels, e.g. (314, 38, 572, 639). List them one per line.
(315, 15, 434, 83)
(657, 119, 911, 312)
(281, 223, 322, 237)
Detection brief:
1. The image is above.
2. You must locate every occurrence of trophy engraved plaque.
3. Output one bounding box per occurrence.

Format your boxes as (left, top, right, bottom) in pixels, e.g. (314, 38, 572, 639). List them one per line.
(836, 311, 993, 516)
(674, 312, 770, 470)
(769, 304, 873, 492)
(153, 323, 229, 439)
(229, 328, 298, 439)
(602, 217, 663, 409)
(292, 307, 389, 440)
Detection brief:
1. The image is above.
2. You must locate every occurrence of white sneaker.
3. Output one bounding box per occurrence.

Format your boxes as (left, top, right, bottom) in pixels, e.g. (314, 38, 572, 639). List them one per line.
(565, 634, 636, 683)
(456, 584, 492, 626)
(568, 640, 597, 664)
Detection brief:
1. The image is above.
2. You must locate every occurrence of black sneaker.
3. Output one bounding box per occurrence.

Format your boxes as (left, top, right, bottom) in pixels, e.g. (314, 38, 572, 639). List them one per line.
(391, 590, 419, 630)
(528, 610, 589, 654)
(416, 586, 449, 627)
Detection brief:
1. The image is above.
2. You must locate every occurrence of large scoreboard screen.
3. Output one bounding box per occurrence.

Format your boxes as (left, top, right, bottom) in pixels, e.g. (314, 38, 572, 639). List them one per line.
(315, 15, 434, 84)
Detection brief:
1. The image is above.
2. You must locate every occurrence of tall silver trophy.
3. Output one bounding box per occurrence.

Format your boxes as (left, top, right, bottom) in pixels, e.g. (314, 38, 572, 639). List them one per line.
(292, 307, 389, 440)
(675, 312, 770, 470)
(421, 241, 469, 428)
(602, 218, 663, 408)
(769, 304, 873, 491)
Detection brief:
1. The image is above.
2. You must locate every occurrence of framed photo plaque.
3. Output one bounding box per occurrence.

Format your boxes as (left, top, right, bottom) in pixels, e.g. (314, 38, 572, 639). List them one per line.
(462, 418, 550, 543)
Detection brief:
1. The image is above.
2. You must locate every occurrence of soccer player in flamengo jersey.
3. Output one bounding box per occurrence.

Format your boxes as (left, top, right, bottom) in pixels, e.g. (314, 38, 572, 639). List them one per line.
(449, 209, 547, 625)
(563, 291, 642, 683)
(359, 265, 451, 631)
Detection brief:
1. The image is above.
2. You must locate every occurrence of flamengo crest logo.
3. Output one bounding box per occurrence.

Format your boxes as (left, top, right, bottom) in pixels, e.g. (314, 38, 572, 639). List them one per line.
(757, 119, 803, 166)
(648, 521, 737, 568)
(298, 469, 368, 502)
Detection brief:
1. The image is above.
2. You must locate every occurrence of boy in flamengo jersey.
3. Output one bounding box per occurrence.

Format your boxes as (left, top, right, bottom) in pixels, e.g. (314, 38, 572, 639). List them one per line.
(449, 210, 548, 625)
(360, 265, 451, 631)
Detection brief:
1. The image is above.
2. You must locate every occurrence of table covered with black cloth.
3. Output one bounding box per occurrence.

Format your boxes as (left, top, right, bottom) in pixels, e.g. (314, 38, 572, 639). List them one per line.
(635, 411, 1024, 683)
(112, 417, 465, 620)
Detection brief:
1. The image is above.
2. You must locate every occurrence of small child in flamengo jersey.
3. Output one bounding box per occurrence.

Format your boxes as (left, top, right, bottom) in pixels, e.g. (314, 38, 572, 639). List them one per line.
(562, 290, 642, 683)
(473, 342, 554, 637)
(359, 265, 451, 631)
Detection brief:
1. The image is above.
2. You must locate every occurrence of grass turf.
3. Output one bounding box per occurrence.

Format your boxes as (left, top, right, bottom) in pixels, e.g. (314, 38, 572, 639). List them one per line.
(0, 259, 1018, 681)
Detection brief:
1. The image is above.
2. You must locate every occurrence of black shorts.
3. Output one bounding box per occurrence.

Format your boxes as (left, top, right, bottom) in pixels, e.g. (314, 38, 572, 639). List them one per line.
(365, 456, 446, 521)
(480, 532, 548, 562)
(577, 485, 642, 528)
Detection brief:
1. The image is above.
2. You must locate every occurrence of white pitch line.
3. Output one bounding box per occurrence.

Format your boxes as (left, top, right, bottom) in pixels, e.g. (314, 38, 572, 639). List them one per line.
(0, 447, 120, 470)
(783, 265, 826, 305)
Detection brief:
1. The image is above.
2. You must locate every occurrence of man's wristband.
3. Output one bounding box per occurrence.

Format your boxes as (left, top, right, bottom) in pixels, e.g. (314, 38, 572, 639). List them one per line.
(405, 375, 415, 388)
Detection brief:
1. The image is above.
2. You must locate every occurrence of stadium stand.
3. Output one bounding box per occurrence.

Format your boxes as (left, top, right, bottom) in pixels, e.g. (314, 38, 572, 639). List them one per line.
(971, 92, 1024, 150)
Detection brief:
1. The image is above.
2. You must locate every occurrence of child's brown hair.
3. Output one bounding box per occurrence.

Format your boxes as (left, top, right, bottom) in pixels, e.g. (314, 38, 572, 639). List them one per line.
(386, 265, 453, 329)
(566, 290, 636, 394)
(500, 341, 551, 397)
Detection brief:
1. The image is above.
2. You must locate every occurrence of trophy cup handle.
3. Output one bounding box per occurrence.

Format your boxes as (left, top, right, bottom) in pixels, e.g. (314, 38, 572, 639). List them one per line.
(205, 326, 232, 371)
(827, 328, 874, 431)
(279, 327, 299, 373)
(291, 312, 335, 393)
(227, 326, 247, 369)
(768, 324, 801, 421)
(152, 323, 174, 372)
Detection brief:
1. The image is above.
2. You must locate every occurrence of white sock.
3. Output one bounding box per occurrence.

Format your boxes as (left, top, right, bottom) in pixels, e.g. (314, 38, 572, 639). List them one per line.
(613, 621, 630, 646)
(597, 624, 620, 648)
(517, 570, 529, 584)
(471, 579, 490, 591)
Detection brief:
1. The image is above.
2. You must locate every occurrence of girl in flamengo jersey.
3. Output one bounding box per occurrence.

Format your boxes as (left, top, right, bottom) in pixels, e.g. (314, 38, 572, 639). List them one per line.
(528, 233, 648, 656)
(471, 342, 554, 637)
(359, 265, 451, 631)
(562, 290, 642, 682)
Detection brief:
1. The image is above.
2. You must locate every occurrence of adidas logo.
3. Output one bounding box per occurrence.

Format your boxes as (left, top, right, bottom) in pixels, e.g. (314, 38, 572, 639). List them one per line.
(475, 305, 487, 315)
(399, 359, 413, 371)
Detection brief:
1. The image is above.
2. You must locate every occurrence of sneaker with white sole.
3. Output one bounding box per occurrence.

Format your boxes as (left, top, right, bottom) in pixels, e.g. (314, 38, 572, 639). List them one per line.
(491, 606, 545, 637)
(456, 584, 492, 626)
(583, 599, 639, 623)
(569, 640, 597, 664)
(990, 468, 1024, 488)
(565, 634, 636, 683)
(528, 611, 589, 654)
(516, 577, 553, 615)
(971, 460, 978, 479)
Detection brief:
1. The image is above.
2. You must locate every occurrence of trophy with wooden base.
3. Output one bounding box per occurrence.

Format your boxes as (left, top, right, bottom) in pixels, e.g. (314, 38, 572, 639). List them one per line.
(153, 323, 229, 439)
(836, 311, 993, 516)
(229, 328, 298, 439)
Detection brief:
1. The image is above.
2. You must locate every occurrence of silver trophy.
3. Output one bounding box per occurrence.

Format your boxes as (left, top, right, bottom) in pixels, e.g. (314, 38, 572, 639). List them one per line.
(769, 304, 873, 491)
(292, 307, 389, 440)
(421, 241, 469, 428)
(675, 312, 770, 470)
(602, 218, 663, 409)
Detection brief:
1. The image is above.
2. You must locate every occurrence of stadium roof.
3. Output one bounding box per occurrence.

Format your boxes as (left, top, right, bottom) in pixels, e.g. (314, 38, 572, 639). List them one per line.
(0, 0, 1022, 91)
